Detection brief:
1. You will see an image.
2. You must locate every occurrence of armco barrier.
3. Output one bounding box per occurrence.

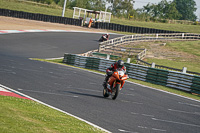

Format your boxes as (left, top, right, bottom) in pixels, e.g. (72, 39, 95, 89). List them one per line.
(0, 8, 82, 26)
(63, 53, 200, 95)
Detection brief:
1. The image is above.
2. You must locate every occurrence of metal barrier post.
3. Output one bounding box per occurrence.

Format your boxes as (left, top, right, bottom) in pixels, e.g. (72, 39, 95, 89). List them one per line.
(151, 62, 155, 68)
(127, 58, 131, 63)
(182, 67, 187, 73)
(182, 33, 184, 39)
(106, 54, 110, 60)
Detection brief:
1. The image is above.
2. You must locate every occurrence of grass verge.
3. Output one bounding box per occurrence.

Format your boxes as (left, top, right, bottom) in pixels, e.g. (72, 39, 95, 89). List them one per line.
(145, 41, 200, 74)
(0, 95, 105, 133)
(111, 17, 200, 33)
(31, 58, 200, 101)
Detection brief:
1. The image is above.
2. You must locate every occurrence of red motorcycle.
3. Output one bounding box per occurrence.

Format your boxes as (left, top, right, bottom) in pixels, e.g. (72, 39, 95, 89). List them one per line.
(103, 70, 129, 100)
(99, 34, 109, 42)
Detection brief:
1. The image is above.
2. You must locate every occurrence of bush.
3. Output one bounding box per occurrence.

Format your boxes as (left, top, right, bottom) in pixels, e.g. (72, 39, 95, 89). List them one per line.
(193, 21, 198, 25)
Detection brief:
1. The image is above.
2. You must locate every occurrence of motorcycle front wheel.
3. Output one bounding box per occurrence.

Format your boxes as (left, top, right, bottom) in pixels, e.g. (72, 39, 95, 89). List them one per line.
(111, 84, 120, 100)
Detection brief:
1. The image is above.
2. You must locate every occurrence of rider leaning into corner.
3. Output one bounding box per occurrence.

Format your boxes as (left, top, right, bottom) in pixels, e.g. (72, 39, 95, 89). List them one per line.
(103, 60, 127, 89)
(102, 33, 110, 41)
(104, 33, 109, 40)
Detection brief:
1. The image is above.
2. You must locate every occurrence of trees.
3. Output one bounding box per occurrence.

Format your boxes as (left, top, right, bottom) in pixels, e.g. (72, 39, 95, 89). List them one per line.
(107, 0, 135, 18)
(27, 0, 198, 21)
(143, 0, 181, 20)
(142, 0, 197, 21)
(174, 0, 197, 21)
(164, 1, 181, 20)
(61, 0, 106, 10)
(90, 0, 106, 11)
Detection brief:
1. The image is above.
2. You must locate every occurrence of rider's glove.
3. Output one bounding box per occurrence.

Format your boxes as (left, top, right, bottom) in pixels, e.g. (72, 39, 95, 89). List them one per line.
(107, 71, 113, 76)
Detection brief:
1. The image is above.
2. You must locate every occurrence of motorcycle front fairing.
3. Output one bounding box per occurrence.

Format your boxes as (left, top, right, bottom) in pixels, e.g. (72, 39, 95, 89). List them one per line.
(107, 71, 128, 90)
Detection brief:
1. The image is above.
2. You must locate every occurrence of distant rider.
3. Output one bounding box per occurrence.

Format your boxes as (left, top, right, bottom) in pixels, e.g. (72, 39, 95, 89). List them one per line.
(103, 33, 109, 41)
(103, 60, 127, 88)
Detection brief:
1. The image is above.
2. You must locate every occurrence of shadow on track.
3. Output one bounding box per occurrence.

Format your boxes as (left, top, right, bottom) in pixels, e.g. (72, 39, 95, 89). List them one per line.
(63, 91, 105, 99)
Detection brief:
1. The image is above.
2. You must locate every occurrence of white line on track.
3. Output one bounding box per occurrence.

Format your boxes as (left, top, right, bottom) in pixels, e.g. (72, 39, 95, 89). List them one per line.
(152, 118, 200, 128)
(0, 84, 111, 133)
(121, 100, 143, 104)
(141, 114, 154, 117)
(0, 29, 123, 35)
(131, 112, 154, 117)
(152, 128, 166, 132)
(118, 129, 138, 133)
(178, 102, 200, 108)
(168, 108, 200, 115)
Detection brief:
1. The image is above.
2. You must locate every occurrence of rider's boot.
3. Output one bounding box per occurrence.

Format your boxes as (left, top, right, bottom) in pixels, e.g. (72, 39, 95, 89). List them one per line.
(103, 81, 107, 89)
(103, 75, 109, 89)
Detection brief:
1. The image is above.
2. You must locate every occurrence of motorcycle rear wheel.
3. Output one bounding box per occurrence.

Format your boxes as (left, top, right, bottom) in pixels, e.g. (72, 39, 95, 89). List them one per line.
(111, 84, 120, 100)
(103, 88, 109, 97)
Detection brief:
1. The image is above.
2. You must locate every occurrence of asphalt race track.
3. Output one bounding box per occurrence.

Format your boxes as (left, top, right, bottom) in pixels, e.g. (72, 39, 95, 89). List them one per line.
(0, 32, 200, 133)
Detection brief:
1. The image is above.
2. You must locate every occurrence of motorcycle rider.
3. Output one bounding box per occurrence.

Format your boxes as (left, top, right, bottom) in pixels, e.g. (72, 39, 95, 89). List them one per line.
(103, 33, 110, 40)
(103, 60, 127, 89)
(99, 33, 110, 41)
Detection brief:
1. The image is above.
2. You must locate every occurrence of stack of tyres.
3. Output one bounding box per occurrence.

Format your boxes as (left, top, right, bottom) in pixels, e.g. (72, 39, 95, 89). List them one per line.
(191, 76, 200, 94)
(146, 68, 169, 86)
(109, 23, 113, 30)
(117, 24, 121, 32)
(85, 57, 100, 70)
(142, 28, 146, 34)
(128, 26, 132, 33)
(0, 9, 3, 16)
(125, 26, 129, 32)
(19, 11, 23, 18)
(69, 54, 77, 65)
(113, 23, 117, 31)
(102, 23, 105, 29)
(120, 25, 124, 32)
(63, 54, 77, 65)
(95, 22, 100, 29)
(132, 27, 136, 33)
(106, 23, 109, 29)
(65, 18, 68, 24)
(127, 64, 148, 81)
(78, 56, 87, 68)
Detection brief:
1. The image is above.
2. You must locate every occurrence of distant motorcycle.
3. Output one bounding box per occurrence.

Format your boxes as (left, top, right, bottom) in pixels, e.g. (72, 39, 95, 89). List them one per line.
(99, 34, 109, 42)
(103, 69, 128, 100)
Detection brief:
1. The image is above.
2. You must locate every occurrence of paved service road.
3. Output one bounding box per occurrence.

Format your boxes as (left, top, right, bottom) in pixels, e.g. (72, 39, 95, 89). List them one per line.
(0, 32, 200, 133)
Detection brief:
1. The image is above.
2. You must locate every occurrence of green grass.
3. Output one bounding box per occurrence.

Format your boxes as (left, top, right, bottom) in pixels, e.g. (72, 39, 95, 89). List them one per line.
(31, 58, 200, 101)
(0, 0, 73, 18)
(146, 58, 200, 73)
(1, 0, 200, 33)
(0, 95, 105, 133)
(145, 41, 200, 73)
(167, 41, 200, 57)
(111, 17, 200, 33)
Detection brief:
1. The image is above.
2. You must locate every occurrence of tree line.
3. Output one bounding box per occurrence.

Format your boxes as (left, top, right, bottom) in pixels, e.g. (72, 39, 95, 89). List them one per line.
(29, 0, 197, 21)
